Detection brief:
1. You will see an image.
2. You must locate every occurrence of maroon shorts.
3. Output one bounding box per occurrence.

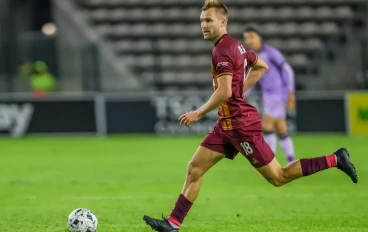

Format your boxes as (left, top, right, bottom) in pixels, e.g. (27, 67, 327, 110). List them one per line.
(200, 123, 275, 168)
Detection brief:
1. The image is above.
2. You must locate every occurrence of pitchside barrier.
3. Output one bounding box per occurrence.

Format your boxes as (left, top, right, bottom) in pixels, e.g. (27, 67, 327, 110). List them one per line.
(345, 91, 368, 136)
(0, 91, 363, 137)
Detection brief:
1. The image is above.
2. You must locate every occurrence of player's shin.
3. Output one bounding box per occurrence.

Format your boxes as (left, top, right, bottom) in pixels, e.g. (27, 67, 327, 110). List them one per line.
(182, 175, 203, 202)
(282, 154, 336, 182)
(299, 154, 337, 176)
(272, 154, 337, 186)
(168, 194, 193, 229)
(280, 149, 357, 184)
(168, 168, 203, 228)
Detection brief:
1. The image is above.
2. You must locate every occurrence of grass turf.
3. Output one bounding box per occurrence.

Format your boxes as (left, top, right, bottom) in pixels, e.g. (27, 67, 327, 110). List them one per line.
(0, 135, 367, 232)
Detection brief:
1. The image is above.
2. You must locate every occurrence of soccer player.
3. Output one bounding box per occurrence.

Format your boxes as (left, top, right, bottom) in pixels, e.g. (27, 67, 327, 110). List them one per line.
(243, 26, 296, 163)
(143, 1, 358, 231)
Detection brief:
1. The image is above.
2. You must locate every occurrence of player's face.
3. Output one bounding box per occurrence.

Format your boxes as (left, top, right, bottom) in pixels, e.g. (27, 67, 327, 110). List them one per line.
(200, 8, 224, 42)
(244, 32, 262, 52)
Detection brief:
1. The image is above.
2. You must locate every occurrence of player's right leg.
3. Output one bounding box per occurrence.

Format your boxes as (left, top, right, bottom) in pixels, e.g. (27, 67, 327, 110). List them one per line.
(143, 147, 225, 231)
(262, 113, 277, 153)
(181, 146, 225, 202)
(143, 124, 229, 231)
(257, 148, 358, 187)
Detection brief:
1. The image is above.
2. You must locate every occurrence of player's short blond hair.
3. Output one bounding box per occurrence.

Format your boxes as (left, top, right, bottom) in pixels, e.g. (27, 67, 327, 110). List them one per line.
(201, 0, 228, 19)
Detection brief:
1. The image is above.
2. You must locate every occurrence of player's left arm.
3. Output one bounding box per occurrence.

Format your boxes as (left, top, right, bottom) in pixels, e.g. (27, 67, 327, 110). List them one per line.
(243, 53, 268, 93)
(282, 62, 296, 110)
(270, 47, 296, 109)
(242, 84, 255, 100)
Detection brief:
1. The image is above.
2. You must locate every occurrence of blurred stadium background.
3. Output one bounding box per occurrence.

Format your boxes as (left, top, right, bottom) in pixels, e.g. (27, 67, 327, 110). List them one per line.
(1, 1, 368, 231)
(0, 0, 367, 137)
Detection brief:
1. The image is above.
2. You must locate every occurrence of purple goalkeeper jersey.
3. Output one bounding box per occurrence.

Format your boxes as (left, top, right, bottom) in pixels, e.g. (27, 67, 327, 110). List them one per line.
(245, 44, 295, 100)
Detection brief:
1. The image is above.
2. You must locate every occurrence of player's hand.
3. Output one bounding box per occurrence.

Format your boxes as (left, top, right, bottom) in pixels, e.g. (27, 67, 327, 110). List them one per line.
(287, 92, 296, 110)
(178, 110, 202, 127)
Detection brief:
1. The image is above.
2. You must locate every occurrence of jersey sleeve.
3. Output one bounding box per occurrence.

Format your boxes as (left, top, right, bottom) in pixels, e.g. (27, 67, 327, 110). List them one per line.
(213, 47, 234, 78)
(268, 46, 295, 92)
(269, 46, 287, 68)
(246, 50, 258, 67)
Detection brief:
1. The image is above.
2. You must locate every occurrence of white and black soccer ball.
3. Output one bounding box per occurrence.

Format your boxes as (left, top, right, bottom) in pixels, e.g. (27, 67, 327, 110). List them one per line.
(67, 208, 98, 232)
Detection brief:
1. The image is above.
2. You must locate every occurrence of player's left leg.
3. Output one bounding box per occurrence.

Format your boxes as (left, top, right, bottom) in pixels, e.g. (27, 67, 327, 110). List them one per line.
(262, 97, 278, 153)
(262, 114, 277, 153)
(234, 132, 358, 186)
(275, 118, 295, 163)
(257, 149, 358, 187)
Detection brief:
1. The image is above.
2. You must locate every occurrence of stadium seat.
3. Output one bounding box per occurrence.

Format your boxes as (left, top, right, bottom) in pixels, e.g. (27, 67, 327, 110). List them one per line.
(141, 71, 155, 83)
(95, 24, 110, 36)
(161, 55, 175, 67)
(177, 55, 192, 67)
(135, 40, 152, 52)
(280, 23, 299, 36)
(288, 54, 309, 67)
(284, 38, 304, 51)
(262, 23, 280, 36)
(300, 22, 319, 36)
(296, 7, 315, 20)
(139, 55, 155, 68)
(110, 8, 126, 21)
(266, 39, 283, 49)
(115, 40, 134, 52)
(320, 22, 340, 35)
(81, 0, 361, 8)
(335, 6, 354, 19)
(162, 71, 177, 83)
(172, 40, 188, 52)
(239, 8, 259, 20)
(316, 7, 334, 19)
(110, 24, 129, 37)
(197, 55, 211, 66)
(166, 8, 182, 20)
(278, 7, 295, 19)
(147, 8, 163, 19)
(157, 39, 172, 52)
(91, 8, 109, 21)
(259, 7, 277, 19)
(77, 0, 363, 88)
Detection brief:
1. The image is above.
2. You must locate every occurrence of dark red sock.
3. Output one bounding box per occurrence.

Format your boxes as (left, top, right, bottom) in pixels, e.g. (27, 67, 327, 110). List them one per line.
(300, 154, 336, 176)
(168, 194, 193, 227)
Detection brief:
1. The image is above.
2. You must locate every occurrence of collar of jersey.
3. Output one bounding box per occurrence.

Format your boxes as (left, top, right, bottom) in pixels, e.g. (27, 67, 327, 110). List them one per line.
(214, 34, 228, 47)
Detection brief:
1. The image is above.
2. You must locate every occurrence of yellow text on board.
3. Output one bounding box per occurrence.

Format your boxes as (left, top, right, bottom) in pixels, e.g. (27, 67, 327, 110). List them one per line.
(348, 92, 368, 135)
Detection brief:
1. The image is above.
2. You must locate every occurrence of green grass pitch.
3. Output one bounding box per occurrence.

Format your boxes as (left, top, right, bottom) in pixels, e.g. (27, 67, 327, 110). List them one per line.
(0, 135, 367, 232)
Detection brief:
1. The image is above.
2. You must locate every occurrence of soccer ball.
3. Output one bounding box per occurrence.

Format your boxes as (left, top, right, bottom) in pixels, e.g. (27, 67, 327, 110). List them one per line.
(67, 208, 98, 232)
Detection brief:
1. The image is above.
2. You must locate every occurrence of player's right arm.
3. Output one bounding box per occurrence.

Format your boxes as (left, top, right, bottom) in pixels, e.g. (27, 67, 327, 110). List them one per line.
(179, 73, 232, 127)
(243, 54, 268, 93)
(179, 47, 234, 127)
(197, 73, 233, 118)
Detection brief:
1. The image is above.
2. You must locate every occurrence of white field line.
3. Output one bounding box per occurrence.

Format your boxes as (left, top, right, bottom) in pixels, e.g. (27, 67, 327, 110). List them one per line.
(24, 192, 368, 201)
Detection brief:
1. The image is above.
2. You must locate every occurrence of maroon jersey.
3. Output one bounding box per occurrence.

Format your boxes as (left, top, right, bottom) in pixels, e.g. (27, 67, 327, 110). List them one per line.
(211, 34, 261, 131)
